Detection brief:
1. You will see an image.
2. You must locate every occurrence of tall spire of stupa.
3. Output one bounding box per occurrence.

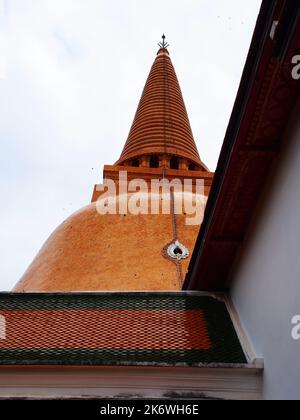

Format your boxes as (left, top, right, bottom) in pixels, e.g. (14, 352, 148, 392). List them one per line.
(116, 36, 208, 171)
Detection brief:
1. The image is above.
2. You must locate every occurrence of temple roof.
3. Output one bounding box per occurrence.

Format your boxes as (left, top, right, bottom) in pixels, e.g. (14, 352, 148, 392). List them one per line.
(0, 293, 246, 366)
(116, 47, 208, 170)
(184, 0, 300, 291)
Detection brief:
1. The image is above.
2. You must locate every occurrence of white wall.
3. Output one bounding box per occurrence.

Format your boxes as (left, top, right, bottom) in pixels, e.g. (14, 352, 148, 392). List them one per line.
(231, 99, 300, 400)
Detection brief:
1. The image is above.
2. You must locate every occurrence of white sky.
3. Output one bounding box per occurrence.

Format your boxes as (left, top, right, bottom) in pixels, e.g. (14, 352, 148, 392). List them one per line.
(0, 0, 261, 291)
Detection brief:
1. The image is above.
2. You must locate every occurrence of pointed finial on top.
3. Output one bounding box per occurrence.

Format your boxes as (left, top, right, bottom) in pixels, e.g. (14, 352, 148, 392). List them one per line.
(158, 34, 170, 49)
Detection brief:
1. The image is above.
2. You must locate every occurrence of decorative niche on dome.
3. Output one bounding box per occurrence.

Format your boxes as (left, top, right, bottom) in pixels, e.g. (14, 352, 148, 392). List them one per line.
(166, 240, 190, 261)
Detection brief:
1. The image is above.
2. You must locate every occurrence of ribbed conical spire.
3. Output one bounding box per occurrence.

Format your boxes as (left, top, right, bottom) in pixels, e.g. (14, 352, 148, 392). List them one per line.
(116, 47, 208, 170)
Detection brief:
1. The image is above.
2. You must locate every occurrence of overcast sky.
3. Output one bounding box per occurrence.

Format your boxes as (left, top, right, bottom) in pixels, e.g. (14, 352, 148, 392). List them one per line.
(0, 0, 261, 291)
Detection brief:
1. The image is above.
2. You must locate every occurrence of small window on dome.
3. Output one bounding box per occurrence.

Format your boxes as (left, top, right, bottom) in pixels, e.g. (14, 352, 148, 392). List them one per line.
(170, 157, 179, 170)
(132, 158, 140, 167)
(173, 247, 183, 256)
(150, 155, 159, 168)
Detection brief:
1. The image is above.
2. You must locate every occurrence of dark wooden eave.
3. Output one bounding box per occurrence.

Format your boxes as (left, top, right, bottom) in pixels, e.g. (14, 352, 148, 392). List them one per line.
(184, 0, 300, 291)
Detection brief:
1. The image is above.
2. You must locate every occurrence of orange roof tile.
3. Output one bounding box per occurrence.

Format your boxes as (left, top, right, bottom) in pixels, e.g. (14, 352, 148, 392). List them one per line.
(0, 293, 247, 366)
